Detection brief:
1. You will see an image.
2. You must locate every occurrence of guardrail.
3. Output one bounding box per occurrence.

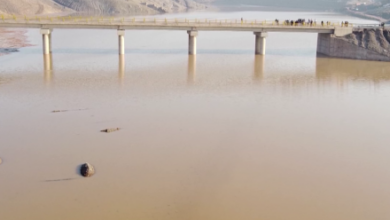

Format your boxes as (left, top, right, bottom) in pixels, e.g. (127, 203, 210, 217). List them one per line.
(351, 23, 385, 28)
(0, 14, 352, 28)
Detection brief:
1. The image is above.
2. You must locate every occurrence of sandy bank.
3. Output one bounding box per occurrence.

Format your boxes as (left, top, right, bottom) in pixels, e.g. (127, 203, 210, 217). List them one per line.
(0, 29, 33, 56)
(343, 28, 390, 56)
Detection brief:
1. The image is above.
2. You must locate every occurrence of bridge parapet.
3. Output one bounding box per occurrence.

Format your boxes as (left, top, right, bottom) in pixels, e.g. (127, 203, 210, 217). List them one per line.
(334, 27, 353, 36)
(0, 15, 351, 33)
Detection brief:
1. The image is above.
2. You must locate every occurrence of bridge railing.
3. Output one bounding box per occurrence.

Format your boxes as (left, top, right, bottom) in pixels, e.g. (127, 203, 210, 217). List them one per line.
(0, 14, 351, 28)
(350, 23, 384, 28)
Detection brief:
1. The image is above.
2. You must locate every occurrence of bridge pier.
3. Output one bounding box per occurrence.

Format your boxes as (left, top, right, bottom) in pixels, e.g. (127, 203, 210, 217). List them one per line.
(254, 32, 268, 55)
(188, 31, 198, 55)
(49, 31, 53, 54)
(40, 29, 52, 55)
(118, 30, 125, 55)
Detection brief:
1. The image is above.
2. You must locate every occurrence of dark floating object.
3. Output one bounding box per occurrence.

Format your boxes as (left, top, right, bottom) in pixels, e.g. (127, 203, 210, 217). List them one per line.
(0, 48, 18, 53)
(80, 163, 95, 177)
(101, 128, 120, 133)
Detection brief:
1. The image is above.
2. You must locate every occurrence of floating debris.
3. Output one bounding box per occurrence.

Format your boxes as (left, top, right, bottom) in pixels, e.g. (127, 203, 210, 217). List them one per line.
(101, 128, 120, 133)
(52, 108, 88, 113)
(80, 163, 95, 177)
(0, 158, 2, 165)
(44, 178, 76, 182)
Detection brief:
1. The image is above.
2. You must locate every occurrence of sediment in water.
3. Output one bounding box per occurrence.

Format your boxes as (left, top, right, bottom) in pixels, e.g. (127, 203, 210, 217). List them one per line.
(0, 29, 33, 56)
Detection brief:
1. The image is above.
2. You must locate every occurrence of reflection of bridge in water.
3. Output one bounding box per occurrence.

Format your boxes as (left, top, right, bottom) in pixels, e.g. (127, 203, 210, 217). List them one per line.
(187, 55, 196, 84)
(316, 58, 390, 83)
(41, 54, 390, 86)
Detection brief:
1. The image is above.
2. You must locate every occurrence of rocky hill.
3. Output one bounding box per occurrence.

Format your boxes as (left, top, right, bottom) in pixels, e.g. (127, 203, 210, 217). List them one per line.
(342, 28, 390, 57)
(0, 0, 71, 15)
(0, 0, 210, 15)
(53, 0, 208, 14)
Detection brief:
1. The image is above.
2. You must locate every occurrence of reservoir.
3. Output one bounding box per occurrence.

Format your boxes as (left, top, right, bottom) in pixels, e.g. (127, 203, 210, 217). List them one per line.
(1, 10, 390, 220)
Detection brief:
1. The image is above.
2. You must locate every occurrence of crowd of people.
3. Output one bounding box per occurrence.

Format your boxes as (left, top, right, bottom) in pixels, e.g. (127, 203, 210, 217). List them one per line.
(273, 18, 350, 27)
(238, 17, 359, 27)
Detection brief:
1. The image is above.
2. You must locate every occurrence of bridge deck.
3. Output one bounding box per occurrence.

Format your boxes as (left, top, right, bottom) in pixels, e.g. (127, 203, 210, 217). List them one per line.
(0, 16, 349, 34)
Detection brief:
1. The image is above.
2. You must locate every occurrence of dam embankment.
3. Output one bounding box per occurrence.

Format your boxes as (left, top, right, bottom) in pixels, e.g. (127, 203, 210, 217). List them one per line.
(317, 28, 390, 62)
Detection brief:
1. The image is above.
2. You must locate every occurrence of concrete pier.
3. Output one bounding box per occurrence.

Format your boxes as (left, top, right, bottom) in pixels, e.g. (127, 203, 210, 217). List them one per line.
(40, 29, 51, 55)
(254, 32, 268, 55)
(188, 31, 198, 55)
(118, 29, 125, 55)
(49, 30, 53, 53)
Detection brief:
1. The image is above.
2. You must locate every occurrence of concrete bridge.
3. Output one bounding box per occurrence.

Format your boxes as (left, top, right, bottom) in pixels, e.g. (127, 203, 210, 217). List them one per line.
(0, 16, 354, 56)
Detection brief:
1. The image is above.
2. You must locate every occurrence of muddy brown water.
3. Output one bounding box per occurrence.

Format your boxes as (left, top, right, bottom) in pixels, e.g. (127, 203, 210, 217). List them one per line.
(0, 10, 390, 220)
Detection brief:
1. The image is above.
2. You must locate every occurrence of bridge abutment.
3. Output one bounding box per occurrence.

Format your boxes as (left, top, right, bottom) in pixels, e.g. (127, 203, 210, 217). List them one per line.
(316, 32, 390, 62)
(188, 31, 198, 55)
(254, 32, 268, 55)
(118, 30, 125, 55)
(40, 29, 52, 55)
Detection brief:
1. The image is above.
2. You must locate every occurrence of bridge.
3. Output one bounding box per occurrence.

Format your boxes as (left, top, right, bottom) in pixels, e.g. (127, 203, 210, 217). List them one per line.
(0, 15, 354, 56)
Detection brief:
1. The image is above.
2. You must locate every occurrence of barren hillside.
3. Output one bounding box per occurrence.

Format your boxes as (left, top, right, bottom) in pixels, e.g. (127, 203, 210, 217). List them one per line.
(342, 28, 390, 57)
(0, 0, 72, 15)
(55, 0, 207, 14)
(0, 0, 209, 15)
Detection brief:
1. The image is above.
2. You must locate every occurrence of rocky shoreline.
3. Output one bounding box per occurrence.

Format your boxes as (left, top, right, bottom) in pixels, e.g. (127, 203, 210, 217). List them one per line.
(317, 28, 390, 62)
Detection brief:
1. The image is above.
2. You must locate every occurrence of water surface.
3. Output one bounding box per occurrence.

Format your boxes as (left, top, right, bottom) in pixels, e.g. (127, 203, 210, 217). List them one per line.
(0, 11, 390, 220)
